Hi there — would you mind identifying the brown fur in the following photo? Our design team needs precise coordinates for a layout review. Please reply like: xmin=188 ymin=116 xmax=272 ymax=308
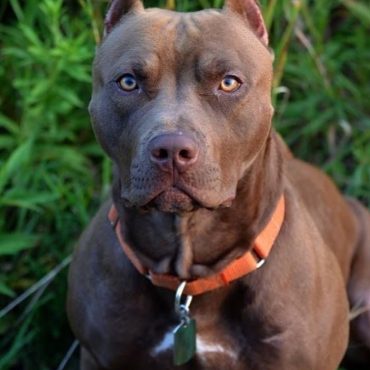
xmin=67 ymin=1 xmax=370 ymax=369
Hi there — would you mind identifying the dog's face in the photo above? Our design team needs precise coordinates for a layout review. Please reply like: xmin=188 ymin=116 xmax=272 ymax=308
xmin=89 ymin=0 xmax=273 ymax=213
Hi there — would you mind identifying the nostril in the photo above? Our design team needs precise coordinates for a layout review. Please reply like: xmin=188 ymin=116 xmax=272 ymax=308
xmin=152 ymin=148 xmax=169 ymax=160
xmin=158 ymin=148 xmax=168 ymax=160
xmin=179 ymin=149 xmax=192 ymax=159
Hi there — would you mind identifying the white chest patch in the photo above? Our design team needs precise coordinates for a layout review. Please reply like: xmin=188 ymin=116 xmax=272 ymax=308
xmin=196 ymin=335 xmax=238 ymax=364
xmin=150 ymin=329 xmax=174 ymax=357
xmin=150 ymin=329 xmax=238 ymax=364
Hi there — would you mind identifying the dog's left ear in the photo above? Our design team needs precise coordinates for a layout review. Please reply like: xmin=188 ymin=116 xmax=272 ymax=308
xmin=224 ymin=0 xmax=268 ymax=46
xmin=104 ymin=0 xmax=144 ymax=35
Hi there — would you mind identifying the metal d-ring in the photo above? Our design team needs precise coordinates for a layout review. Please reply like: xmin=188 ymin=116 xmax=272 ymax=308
xmin=175 ymin=281 xmax=193 ymax=319
xmin=256 ymin=259 xmax=266 ymax=268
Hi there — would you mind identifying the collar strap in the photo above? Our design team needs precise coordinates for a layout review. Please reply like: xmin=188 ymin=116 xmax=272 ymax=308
xmin=108 ymin=195 xmax=285 ymax=296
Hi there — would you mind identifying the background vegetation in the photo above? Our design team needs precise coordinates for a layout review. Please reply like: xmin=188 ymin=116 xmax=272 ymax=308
xmin=0 ymin=0 xmax=369 ymax=369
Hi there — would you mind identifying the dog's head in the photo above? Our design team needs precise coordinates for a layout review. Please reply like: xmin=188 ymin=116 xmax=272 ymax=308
xmin=89 ymin=0 xmax=274 ymax=213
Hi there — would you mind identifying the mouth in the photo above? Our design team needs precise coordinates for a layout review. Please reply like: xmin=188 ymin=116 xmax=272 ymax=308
xmin=149 ymin=187 xmax=197 ymax=213
xmin=120 ymin=167 xmax=236 ymax=213
xmin=126 ymin=184 xmax=235 ymax=213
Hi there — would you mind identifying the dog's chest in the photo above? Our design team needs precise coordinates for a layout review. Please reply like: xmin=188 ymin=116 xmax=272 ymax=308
xmin=148 ymin=313 xmax=241 ymax=369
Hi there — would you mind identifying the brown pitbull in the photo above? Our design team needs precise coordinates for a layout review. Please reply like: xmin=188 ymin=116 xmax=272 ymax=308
xmin=67 ymin=0 xmax=370 ymax=369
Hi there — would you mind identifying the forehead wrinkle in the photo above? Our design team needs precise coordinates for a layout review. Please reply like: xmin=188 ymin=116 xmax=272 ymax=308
xmin=197 ymin=58 xmax=237 ymax=81
xmin=138 ymin=11 xmax=179 ymax=76
xmin=205 ymin=59 xmax=235 ymax=71
xmin=131 ymin=56 xmax=159 ymax=78
xmin=171 ymin=11 xmax=228 ymax=103
xmin=173 ymin=9 xmax=223 ymax=53
xmin=104 ymin=51 xmax=160 ymax=81
xmin=172 ymin=15 xmax=201 ymax=103
xmin=174 ymin=15 xmax=201 ymax=55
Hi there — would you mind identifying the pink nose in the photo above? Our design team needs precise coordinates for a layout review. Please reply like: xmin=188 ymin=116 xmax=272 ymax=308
xmin=149 ymin=133 xmax=199 ymax=173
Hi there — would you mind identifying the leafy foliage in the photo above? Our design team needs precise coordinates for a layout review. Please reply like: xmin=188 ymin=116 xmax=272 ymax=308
xmin=0 ymin=0 xmax=368 ymax=369
xmin=0 ymin=0 xmax=109 ymax=368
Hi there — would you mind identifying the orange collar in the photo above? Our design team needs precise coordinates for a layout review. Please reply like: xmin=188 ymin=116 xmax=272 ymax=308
xmin=108 ymin=195 xmax=285 ymax=296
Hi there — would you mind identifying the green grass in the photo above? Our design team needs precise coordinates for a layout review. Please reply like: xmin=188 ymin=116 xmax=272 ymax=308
xmin=0 ymin=0 xmax=369 ymax=369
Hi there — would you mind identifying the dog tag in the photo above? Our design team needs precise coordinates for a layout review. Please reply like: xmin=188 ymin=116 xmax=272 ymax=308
xmin=173 ymin=318 xmax=196 ymax=366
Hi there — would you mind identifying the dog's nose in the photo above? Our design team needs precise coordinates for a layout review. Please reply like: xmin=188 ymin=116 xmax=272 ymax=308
xmin=149 ymin=133 xmax=199 ymax=173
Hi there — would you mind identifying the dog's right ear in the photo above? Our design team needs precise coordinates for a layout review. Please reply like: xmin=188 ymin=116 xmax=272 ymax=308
xmin=104 ymin=0 xmax=144 ymax=35
xmin=224 ymin=0 xmax=268 ymax=46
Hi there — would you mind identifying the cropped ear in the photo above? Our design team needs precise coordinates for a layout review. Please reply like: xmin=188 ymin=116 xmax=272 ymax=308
xmin=224 ymin=0 xmax=268 ymax=46
xmin=104 ymin=0 xmax=144 ymax=35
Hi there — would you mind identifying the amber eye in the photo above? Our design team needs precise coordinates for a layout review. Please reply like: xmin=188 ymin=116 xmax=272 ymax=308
xmin=219 ymin=76 xmax=241 ymax=93
xmin=117 ymin=74 xmax=138 ymax=92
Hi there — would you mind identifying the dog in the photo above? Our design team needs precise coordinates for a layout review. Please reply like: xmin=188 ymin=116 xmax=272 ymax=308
xmin=67 ymin=0 xmax=370 ymax=369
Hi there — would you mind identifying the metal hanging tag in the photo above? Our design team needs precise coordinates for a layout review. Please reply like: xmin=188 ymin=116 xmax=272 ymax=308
xmin=173 ymin=281 xmax=196 ymax=366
